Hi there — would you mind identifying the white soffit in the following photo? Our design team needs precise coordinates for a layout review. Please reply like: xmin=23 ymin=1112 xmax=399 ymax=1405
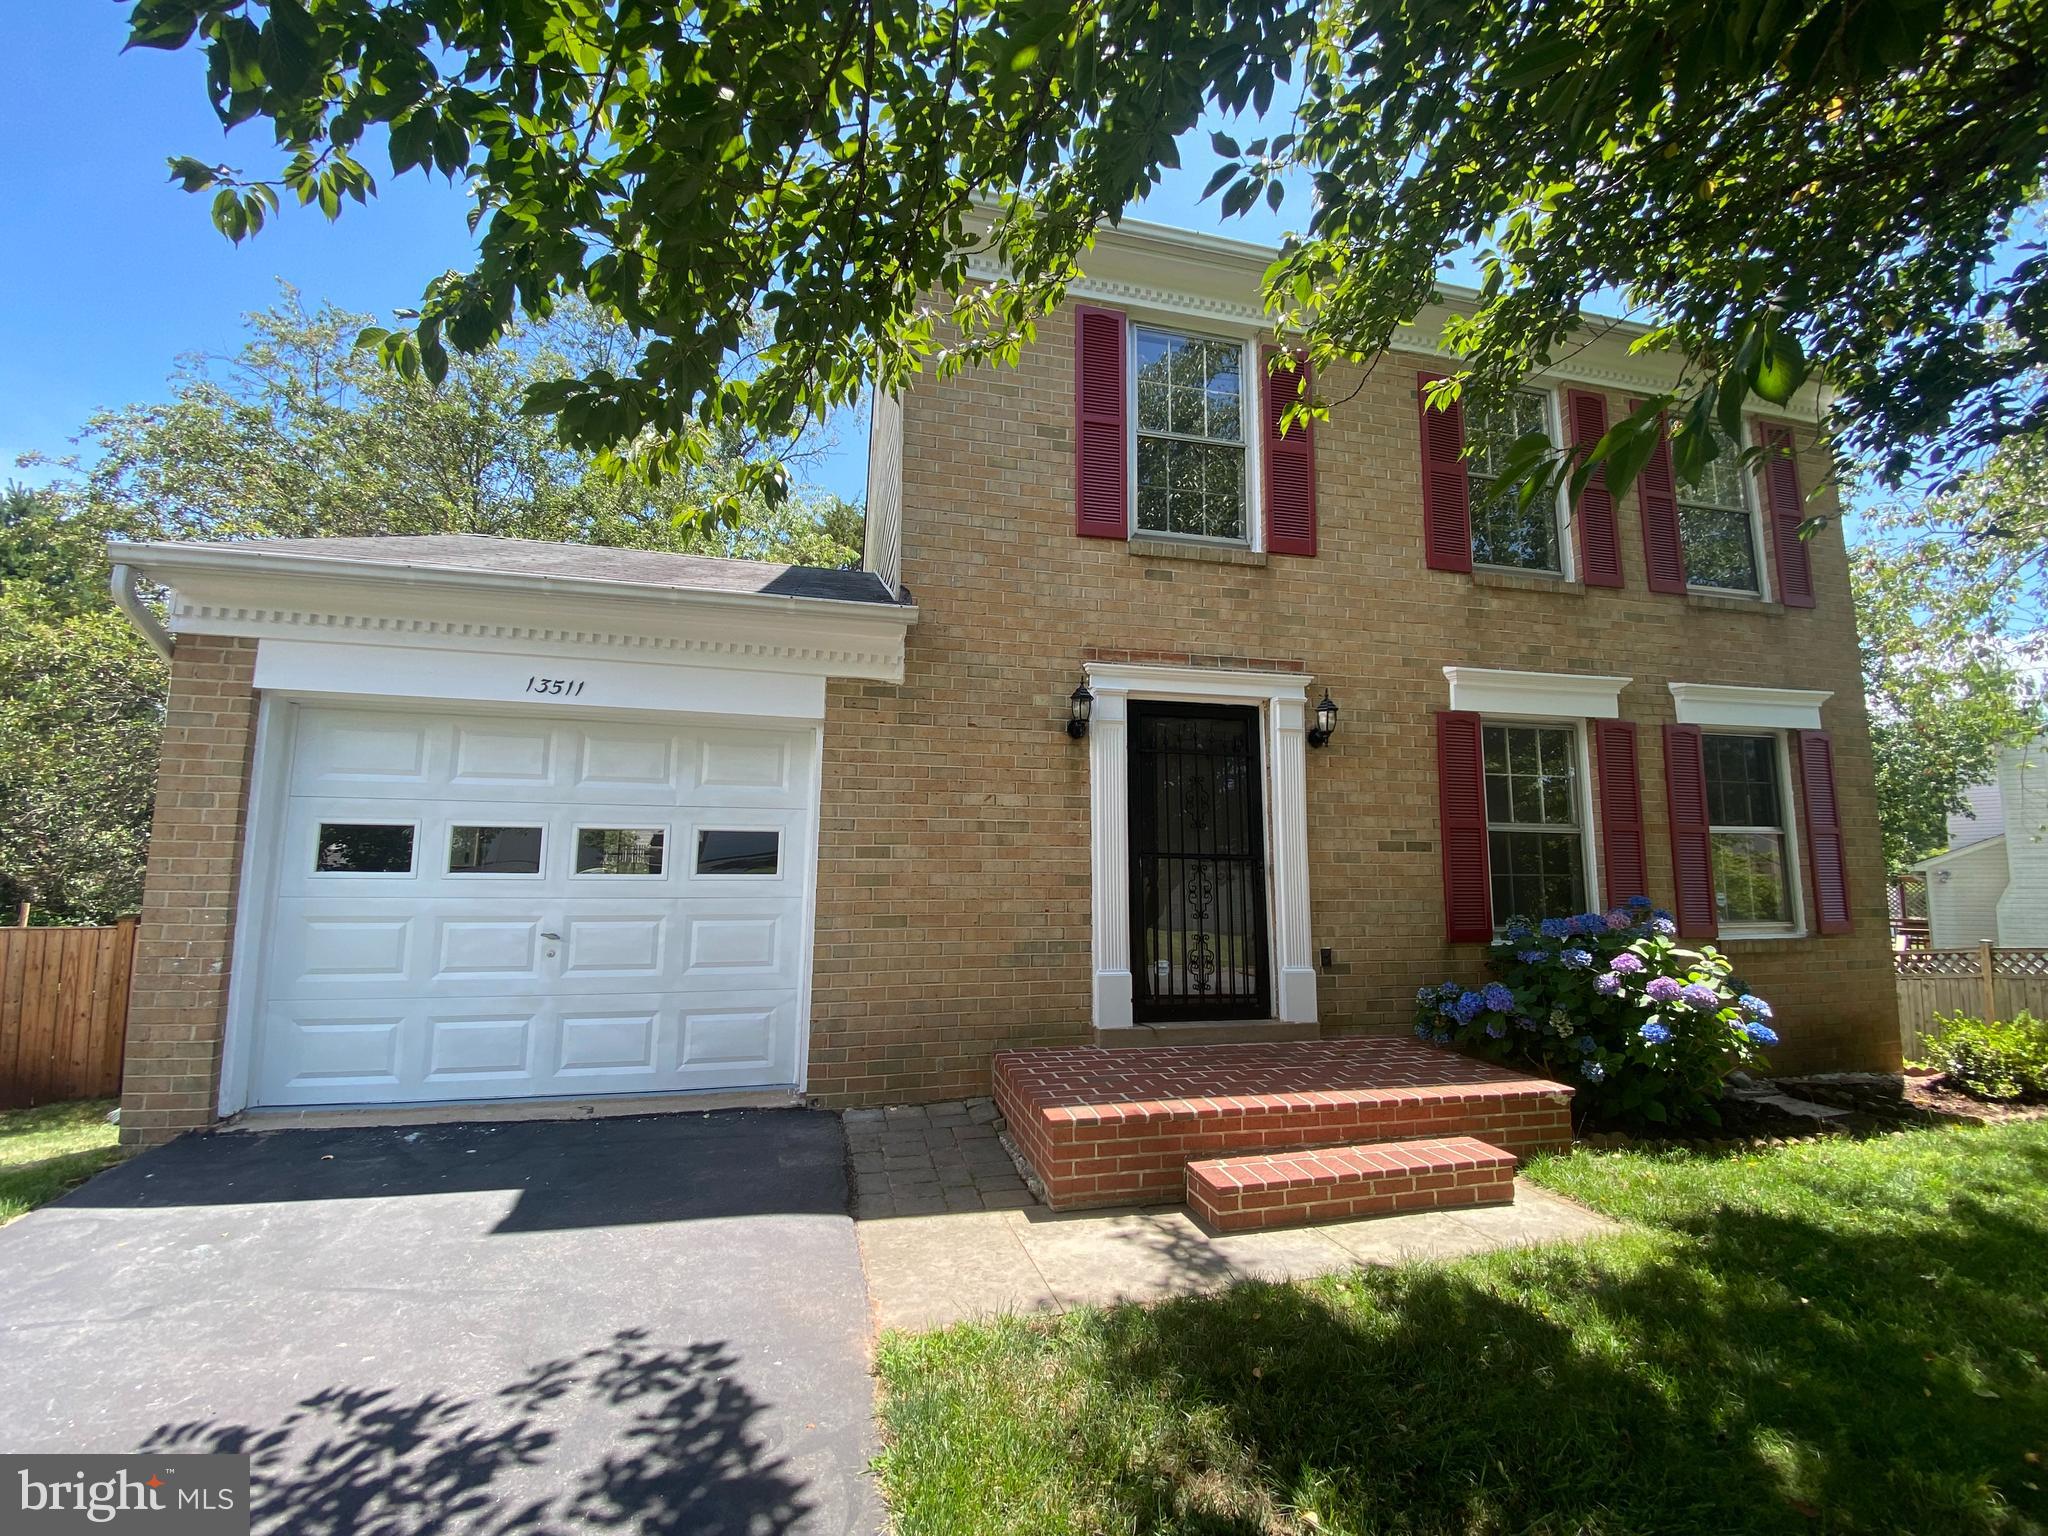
xmin=1443 ymin=667 xmax=1630 ymax=720
xmin=1669 ymin=683 xmax=1832 ymax=731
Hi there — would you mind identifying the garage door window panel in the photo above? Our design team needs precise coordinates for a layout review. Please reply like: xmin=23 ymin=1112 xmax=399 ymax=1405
xmin=696 ymin=829 xmax=781 ymax=877
xmin=575 ymin=827 xmax=668 ymax=877
xmin=448 ymin=825 xmax=545 ymax=876
xmin=313 ymin=822 xmax=417 ymax=876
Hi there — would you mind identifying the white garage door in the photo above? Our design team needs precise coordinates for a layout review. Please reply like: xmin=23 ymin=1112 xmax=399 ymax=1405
xmin=250 ymin=705 xmax=816 ymax=1108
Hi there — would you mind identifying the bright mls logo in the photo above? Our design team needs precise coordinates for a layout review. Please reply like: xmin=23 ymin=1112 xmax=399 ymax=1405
xmin=2 ymin=1456 xmax=248 ymax=1535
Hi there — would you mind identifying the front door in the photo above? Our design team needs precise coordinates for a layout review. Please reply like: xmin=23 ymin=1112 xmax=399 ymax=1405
xmin=1127 ymin=702 xmax=1271 ymax=1022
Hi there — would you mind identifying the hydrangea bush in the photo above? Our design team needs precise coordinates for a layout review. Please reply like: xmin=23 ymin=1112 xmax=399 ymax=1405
xmin=1413 ymin=897 xmax=1777 ymax=1127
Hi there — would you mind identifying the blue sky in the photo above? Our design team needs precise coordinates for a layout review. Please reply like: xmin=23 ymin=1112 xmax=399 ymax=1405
xmin=1 ymin=7 xmax=1317 ymax=506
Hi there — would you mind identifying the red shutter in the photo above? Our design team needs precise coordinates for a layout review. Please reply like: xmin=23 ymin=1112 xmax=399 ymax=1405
xmin=1567 ymin=389 xmax=1623 ymax=587
xmin=1799 ymin=730 xmax=1852 ymax=932
xmin=1662 ymin=724 xmax=1718 ymax=938
xmin=1759 ymin=422 xmax=1816 ymax=607
xmin=1593 ymin=718 xmax=1648 ymax=905
xmin=1417 ymin=372 xmax=1472 ymax=572
xmin=1633 ymin=400 xmax=1687 ymax=594
xmin=1262 ymin=347 xmax=1317 ymax=556
xmin=1074 ymin=306 xmax=1128 ymax=539
xmin=1435 ymin=710 xmax=1493 ymax=942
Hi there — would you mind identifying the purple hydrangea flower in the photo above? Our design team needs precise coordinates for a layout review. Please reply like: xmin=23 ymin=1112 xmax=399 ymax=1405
xmin=1744 ymin=1021 xmax=1780 ymax=1047
xmin=1609 ymin=952 xmax=1645 ymax=975
xmin=1515 ymin=1015 xmax=1538 ymax=1032
xmin=1645 ymin=976 xmax=1683 ymax=1004
xmin=1605 ymin=910 xmax=1633 ymax=930
xmin=1740 ymin=994 xmax=1774 ymax=1020
xmin=1594 ymin=973 xmax=1623 ymax=997
xmin=1451 ymin=990 xmax=1487 ymax=1025
xmin=1561 ymin=948 xmax=1594 ymax=970
xmin=1485 ymin=1018 xmax=1508 ymax=1039
xmin=1651 ymin=917 xmax=1678 ymax=936
xmin=1639 ymin=1021 xmax=1672 ymax=1045
xmin=1481 ymin=982 xmax=1516 ymax=1013
xmin=1680 ymin=982 xmax=1722 ymax=1010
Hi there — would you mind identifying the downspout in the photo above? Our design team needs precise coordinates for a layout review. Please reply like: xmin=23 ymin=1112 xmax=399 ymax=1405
xmin=109 ymin=563 xmax=174 ymax=661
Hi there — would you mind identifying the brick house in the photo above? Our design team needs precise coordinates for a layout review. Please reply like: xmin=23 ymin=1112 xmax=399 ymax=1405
xmin=107 ymin=217 xmax=1899 ymax=1151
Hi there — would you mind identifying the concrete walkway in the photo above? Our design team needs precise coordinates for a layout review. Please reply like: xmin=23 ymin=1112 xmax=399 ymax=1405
xmin=858 ymin=1175 xmax=1620 ymax=1333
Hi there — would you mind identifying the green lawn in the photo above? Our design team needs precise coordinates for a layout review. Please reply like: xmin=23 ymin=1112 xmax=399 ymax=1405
xmin=875 ymin=1122 xmax=2048 ymax=1536
xmin=0 ymin=1098 xmax=125 ymax=1226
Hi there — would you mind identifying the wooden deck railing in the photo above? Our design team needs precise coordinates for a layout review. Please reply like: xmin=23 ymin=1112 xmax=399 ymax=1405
xmin=1895 ymin=943 xmax=2048 ymax=1059
xmin=0 ymin=918 xmax=138 ymax=1109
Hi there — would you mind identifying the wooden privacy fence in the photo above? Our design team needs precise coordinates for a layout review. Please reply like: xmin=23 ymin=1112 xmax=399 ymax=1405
xmin=1895 ymin=943 xmax=2048 ymax=1059
xmin=0 ymin=918 xmax=138 ymax=1109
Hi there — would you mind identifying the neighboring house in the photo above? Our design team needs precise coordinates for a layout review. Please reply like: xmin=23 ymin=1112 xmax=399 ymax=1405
xmin=106 ymin=217 xmax=1900 ymax=1147
xmin=1913 ymin=739 xmax=2048 ymax=947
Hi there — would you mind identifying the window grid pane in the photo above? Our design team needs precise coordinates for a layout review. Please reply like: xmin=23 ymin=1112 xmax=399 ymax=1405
xmin=1678 ymin=435 xmax=1759 ymax=591
xmin=1134 ymin=327 xmax=1246 ymax=541
xmin=1702 ymin=733 xmax=1792 ymax=924
xmin=1481 ymin=722 xmax=1586 ymax=924
xmin=1469 ymin=390 xmax=1559 ymax=572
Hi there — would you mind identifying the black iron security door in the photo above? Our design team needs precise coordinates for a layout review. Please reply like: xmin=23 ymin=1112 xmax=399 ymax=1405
xmin=1128 ymin=702 xmax=1271 ymax=1021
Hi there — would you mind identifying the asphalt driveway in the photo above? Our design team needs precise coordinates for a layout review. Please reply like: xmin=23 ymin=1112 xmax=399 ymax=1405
xmin=0 ymin=1108 xmax=880 ymax=1535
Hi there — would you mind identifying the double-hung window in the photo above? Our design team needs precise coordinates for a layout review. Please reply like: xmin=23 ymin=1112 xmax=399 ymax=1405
xmin=1678 ymin=439 xmax=1762 ymax=594
xmin=1133 ymin=326 xmax=1248 ymax=543
xmin=1702 ymin=733 xmax=1794 ymax=927
xmin=1482 ymin=721 xmax=1589 ymax=924
xmin=1468 ymin=390 xmax=1561 ymax=574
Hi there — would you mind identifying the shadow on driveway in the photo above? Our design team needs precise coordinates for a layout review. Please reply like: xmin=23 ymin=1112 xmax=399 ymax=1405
xmin=0 ymin=1109 xmax=877 ymax=1536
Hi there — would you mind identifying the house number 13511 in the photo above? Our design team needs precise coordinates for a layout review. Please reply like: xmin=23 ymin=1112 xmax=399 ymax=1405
xmin=525 ymin=676 xmax=586 ymax=697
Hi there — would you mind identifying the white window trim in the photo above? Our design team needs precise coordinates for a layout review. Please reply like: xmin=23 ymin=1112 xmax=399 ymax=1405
xmin=1702 ymin=727 xmax=1807 ymax=940
xmin=1679 ymin=450 xmax=1773 ymax=601
xmin=307 ymin=818 xmax=421 ymax=880
xmin=1478 ymin=715 xmax=1603 ymax=927
xmin=1081 ymin=662 xmax=1315 ymax=1029
xmin=1668 ymin=682 xmax=1830 ymax=731
xmin=1444 ymin=666 xmax=1631 ymax=720
xmin=1125 ymin=317 xmax=1264 ymax=552
xmin=569 ymin=823 xmax=670 ymax=879
xmin=1469 ymin=385 xmax=1578 ymax=584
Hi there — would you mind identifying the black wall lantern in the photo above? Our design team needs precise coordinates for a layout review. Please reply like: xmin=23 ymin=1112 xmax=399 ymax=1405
xmin=1308 ymin=690 xmax=1338 ymax=748
xmin=1066 ymin=682 xmax=1094 ymax=739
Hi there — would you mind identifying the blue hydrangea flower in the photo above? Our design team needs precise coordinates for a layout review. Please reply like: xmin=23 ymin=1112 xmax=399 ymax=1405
xmin=1645 ymin=976 xmax=1683 ymax=1004
xmin=1502 ymin=918 xmax=1534 ymax=942
xmin=1680 ymin=981 xmax=1722 ymax=1010
xmin=1743 ymin=1021 xmax=1780 ymax=1047
xmin=1651 ymin=917 xmax=1678 ymax=936
xmin=1451 ymin=990 xmax=1487 ymax=1025
xmin=1481 ymin=982 xmax=1516 ymax=1013
xmin=1581 ymin=1060 xmax=1607 ymax=1083
xmin=1485 ymin=1018 xmax=1507 ymax=1039
xmin=1608 ymin=951 xmax=1645 ymax=975
xmin=1433 ymin=1029 xmax=1453 ymax=1045
xmin=1594 ymin=972 xmax=1623 ymax=997
xmin=1639 ymin=1021 xmax=1672 ymax=1045
xmin=1627 ymin=894 xmax=1654 ymax=909
xmin=1653 ymin=908 xmax=1675 ymax=922
xmin=1739 ymin=994 xmax=1774 ymax=1020
xmin=1539 ymin=917 xmax=1572 ymax=940
xmin=1438 ymin=981 xmax=1462 ymax=1000
xmin=1416 ymin=986 xmax=1436 ymax=1006
xmin=1561 ymin=948 xmax=1594 ymax=970
xmin=1517 ymin=949 xmax=1547 ymax=966
xmin=1414 ymin=1021 xmax=1432 ymax=1039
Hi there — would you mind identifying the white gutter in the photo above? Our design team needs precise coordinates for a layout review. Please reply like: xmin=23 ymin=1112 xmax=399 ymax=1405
xmin=105 ymin=540 xmax=920 ymax=625
xmin=109 ymin=563 xmax=174 ymax=660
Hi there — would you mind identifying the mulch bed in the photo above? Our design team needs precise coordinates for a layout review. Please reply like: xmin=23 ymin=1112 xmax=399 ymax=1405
xmin=1576 ymin=1070 xmax=2048 ymax=1153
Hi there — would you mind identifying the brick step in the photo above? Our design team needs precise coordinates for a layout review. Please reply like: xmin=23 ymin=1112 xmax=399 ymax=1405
xmin=1186 ymin=1135 xmax=1517 ymax=1233
xmin=994 ymin=1040 xmax=1572 ymax=1211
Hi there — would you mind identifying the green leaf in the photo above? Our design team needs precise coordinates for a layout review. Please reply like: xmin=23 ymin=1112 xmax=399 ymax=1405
xmin=1211 ymin=131 xmax=1240 ymax=158
xmin=1752 ymin=319 xmax=1809 ymax=406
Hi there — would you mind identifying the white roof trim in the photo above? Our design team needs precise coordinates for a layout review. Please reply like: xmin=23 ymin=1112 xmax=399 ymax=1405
xmin=1443 ymin=667 xmax=1630 ymax=720
xmin=1910 ymin=835 xmax=2008 ymax=873
xmin=1669 ymin=682 xmax=1831 ymax=731
xmin=110 ymin=540 xmax=918 ymax=684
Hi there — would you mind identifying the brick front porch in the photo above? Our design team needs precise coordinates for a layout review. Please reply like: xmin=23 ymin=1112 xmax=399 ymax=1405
xmin=992 ymin=1039 xmax=1575 ymax=1214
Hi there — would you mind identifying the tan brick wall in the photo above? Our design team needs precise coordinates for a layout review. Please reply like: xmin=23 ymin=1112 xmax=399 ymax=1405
xmin=119 ymin=636 xmax=259 ymax=1146
xmin=809 ymin=306 xmax=1900 ymax=1104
